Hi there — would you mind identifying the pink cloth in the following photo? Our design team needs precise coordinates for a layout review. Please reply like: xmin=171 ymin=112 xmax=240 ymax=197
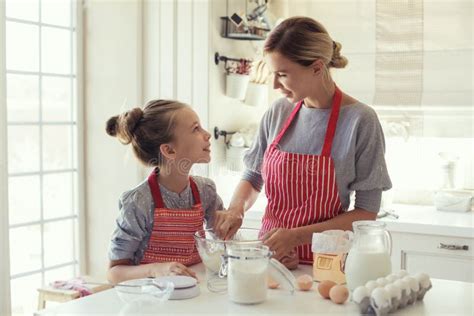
xmin=52 ymin=277 xmax=93 ymax=297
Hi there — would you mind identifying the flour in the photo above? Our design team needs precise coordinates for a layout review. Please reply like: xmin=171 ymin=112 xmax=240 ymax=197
xmin=227 ymin=255 xmax=268 ymax=304
xmin=200 ymin=250 xmax=224 ymax=273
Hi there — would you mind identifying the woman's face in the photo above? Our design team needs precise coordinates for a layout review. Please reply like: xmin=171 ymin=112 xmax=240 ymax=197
xmin=169 ymin=107 xmax=211 ymax=166
xmin=266 ymin=52 xmax=318 ymax=103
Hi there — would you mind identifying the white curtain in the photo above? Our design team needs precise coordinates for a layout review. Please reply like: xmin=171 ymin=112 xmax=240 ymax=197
xmin=374 ymin=0 xmax=424 ymax=106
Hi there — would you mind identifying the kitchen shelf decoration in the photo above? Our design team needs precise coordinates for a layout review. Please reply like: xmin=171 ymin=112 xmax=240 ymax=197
xmin=215 ymin=52 xmax=253 ymax=100
xmin=214 ymin=126 xmax=256 ymax=172
xmin=220 ymin=0 xmax=271 ymax=40
xmin=245 ymin=59 xmax=270 ymax=107
xmin=220 ymin=17 xmax=270 ymax=40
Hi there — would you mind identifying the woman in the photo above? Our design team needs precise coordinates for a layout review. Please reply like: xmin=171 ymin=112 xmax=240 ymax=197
xmin=213 ymin=17 xmax=392 ymax=269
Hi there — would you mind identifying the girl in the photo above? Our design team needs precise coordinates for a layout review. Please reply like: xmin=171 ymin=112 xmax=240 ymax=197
xmin=106 ymin=99 xmax=223 ymax=284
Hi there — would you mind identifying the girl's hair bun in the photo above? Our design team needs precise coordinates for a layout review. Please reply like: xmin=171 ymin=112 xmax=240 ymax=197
xmin=105 ymin=115 xmax=119 ymax=137
xmin=105 ymin=107 xmax=144 ymax=144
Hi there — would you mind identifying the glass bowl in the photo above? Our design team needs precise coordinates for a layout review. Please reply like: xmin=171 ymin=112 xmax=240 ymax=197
xmin=194 ymin=227 xmax=262 ymax=273
xmin=115 ymin=278 xmax=174 ymax=304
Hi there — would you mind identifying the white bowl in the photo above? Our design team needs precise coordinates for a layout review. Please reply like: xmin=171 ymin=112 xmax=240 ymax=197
xmin=115 ymin=278 xmax=174 ymax=304
xmin=434 ymin=190 xmax=473 ymax=212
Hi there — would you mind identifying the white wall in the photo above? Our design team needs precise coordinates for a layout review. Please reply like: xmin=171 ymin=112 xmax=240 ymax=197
xmin=0 ymin=1 xmax=12 ymax=314
xmin=83 ymin=0 xmax=143 ymax=278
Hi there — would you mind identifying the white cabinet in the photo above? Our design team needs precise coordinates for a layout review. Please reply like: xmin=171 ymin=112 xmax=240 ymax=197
xmin=390 ymin=231 xmax=474 ymax=282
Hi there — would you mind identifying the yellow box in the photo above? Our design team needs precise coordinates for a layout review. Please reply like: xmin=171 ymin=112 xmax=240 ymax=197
xmin=313 ymin=253 xmax=347 ymax=285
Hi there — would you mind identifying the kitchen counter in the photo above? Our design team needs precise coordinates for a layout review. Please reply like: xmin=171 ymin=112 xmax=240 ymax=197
xmin=244 ymin=202 xmax=474 ymax=238
xmin=379 ymin=204 xmax=474 ymax=238
xmin=35 ymin=264 xmax=473 ymax=316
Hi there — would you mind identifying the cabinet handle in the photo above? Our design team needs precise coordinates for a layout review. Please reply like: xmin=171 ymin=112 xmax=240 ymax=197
xmin=438 ymin=243 xmax=469 ymax=251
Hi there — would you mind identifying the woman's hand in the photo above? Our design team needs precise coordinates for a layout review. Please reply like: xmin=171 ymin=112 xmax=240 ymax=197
xmin=149 ymin=262 xmax=197 ymax=279
xmin=213 ymin=209 xmax=243 ymax=240
xmin=262 ymin=228 xmax=299 ymax=260
xmin=280 ymin=250 xmax=299 ymax=270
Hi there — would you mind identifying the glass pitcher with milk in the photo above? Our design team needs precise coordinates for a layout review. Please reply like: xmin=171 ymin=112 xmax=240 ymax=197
xmin=344 ymin=221 xmax=392 ymax=291
xmin=220 ymin=244 xmax=295 ymax=304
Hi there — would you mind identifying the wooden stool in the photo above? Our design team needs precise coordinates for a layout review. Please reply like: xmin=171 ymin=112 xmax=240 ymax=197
xmin=37 ymin=277 xmax=112 ymax=310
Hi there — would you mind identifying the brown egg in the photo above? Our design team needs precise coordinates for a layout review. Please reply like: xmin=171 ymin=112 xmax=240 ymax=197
xmin=296 ymin=274 xmax=313 ymax=291
xmin=317 ymin=280 xmax=337 ymax=299
xmin=268 ymin=275 xmax=280 ymax=289
xmin=329 ymin=285 xmax=349 ymax=304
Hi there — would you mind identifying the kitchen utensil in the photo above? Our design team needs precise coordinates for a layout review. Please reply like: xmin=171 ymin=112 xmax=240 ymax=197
xmin=114 ymin=278 xmax=174 ymax=304
xmin=194 ymin=227 xmax=262 ymax=292
xmin=154 ymin=275 xmax=200 ymax=300
xmin=220 ymin=244 xmax=296 ymax=304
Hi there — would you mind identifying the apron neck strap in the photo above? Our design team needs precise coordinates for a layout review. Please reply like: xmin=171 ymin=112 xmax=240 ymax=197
xmin=147 ymin=168 xmax=201 ymax=208
xmin=321 ymin=86 xmax=342 ymax=157
xmin=272 ymin=100 xmax=303 ymax=145
xmin=189 ymin=178 xmax=201 ymax=205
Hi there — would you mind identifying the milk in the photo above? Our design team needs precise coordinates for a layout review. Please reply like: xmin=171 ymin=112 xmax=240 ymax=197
xmin=344 ymin=251 xmax=392 ymax=291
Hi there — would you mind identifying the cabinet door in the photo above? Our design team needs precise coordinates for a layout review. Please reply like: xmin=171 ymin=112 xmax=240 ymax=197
xmin=390 ymin=232 xmax=474 ymax=282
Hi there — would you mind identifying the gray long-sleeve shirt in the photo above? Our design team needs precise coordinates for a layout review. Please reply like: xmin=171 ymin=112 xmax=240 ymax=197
xmin=108 ymin=176 xmax=223 ymax=264
xmin=243 ymin=97 xmax=392 ymax=213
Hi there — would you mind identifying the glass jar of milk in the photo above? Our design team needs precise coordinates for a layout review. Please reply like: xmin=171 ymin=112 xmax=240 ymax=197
xmin=344 ymin=221 xmax=392 ymax=291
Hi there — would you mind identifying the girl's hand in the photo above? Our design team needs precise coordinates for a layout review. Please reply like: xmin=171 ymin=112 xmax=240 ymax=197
xmin=213 ymin=209 xmax=243 ymax=240
xmin=149 ymin=262 xmax=197 ymax=279
xmin=262 ymin=228 xmax=299 ymax=260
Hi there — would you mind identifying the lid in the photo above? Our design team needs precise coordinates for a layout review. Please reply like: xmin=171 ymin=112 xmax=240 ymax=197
xmin=155 ymin=275 xmax=197 ymax=289
xmin=268 ymin=258 xmax=296 ymax=294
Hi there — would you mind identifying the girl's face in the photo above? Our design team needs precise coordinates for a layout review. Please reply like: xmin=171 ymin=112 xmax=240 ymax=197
xmin=169 ymin=107 xmax=211 ymax=165
xmin=266 ymin=52 xmax=319 ymax=103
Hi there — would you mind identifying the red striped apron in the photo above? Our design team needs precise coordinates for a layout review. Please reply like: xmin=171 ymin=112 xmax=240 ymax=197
xmin=261 ymin=87 xmax=344 ymax=264
xmin=140 ymin=169 xmax=204 ymax=266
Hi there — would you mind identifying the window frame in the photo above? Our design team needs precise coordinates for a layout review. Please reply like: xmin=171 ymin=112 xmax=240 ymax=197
xmin=0 ymin=1 xmax=85 ymax=314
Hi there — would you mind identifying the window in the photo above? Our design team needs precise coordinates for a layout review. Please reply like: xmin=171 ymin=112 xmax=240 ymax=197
xmin=2 ymin=1 xmax=82 ymax=314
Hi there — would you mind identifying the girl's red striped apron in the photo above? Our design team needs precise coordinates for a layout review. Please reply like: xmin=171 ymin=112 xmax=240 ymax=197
xmin=261 ymin=86 xmax=344 ymax=264
xmin=140 ymin=169 xmax=204 ymax=266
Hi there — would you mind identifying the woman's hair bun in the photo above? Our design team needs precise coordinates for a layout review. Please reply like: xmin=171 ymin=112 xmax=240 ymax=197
xmin=330 ymin=41 xmax=348 ymax=69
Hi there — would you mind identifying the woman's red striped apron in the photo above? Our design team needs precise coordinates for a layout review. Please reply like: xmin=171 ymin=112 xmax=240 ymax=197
xmin=140 ymin=169 xmax=204 ymax=266
xmin=261 ymin=87 xmax=344 ymax=264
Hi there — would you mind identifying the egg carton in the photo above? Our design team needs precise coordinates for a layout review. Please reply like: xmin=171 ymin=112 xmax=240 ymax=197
xmin=351 ymin=270 xmax=432 ymax=315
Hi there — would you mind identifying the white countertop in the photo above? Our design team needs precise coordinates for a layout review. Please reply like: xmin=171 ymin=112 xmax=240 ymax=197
xmin=244 ymin=202 xmax=474 ymax=238
xmin=36 ymin=264 xmax=474 ymax=316
xmin=380 ymin=204 xmax=474 ymax=238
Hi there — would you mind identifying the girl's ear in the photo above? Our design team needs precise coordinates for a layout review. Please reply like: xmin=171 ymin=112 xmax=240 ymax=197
xmin=310 ymin=59 xmax=324 ymax=76
xmin=159 ymin=143 xmax=176 ymax=160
